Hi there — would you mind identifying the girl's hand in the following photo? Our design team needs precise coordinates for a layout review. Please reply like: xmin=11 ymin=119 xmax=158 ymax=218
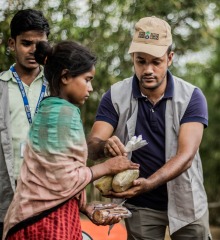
xmin=104 ymin=156 xmax=139 ymax=175
xmin=80 ymin=203 xmax=121 ymax=226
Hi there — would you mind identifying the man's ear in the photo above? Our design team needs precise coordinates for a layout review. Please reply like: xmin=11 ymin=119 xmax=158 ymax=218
xmin=61 ymin=69 xmax=70 ymax=85
xmin=167 ymin=51 xmax=174 ymax=67
xmin=8 ymin=38 xmax=15 ymax=51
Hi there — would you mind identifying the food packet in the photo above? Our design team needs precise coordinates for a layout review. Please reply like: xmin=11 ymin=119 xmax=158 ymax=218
xmin=92 ymin=202 xmax=132 ymax=224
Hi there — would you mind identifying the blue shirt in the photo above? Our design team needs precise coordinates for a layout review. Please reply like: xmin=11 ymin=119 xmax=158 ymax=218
xmin=96 ymin=71 xmax=208 ymax=210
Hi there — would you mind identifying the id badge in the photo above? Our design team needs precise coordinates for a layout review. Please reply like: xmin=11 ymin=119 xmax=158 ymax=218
xmin=20 ymin=142 xmax=25 ymax=158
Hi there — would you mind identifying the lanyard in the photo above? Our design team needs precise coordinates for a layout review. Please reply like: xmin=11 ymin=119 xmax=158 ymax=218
xmin=10 ymin=65 xmax=47 ymax=124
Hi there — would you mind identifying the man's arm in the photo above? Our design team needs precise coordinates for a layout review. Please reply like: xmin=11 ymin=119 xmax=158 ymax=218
xmin=145 ymin=121 xmax=204 ymax=188
xmin=107 ymin=121 xmax=204 ymax=198
xmin=87 ymin=121 xmax=126 ymax=160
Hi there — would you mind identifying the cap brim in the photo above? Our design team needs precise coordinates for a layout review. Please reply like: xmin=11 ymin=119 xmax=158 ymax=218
xmin=128 ymin=42 xmax=169 ymax=58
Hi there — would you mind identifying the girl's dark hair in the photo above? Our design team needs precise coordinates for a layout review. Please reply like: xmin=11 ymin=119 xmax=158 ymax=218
xmin=10 ymin=9 xmax=50 ymax=39
xmin=34 ymin=41 xmax=97 ymax=96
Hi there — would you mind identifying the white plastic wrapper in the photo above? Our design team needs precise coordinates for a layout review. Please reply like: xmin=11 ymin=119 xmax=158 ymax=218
xmin=125 ymin=135 xmax=148 ymax=152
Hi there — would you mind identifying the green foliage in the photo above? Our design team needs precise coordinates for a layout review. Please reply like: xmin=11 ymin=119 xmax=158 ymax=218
xmin=1 ymin=0 xmax=220 ymax=225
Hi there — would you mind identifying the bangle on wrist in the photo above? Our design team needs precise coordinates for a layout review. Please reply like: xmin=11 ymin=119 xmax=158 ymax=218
xmin=89 ymin=167 xmax=93 ymax=181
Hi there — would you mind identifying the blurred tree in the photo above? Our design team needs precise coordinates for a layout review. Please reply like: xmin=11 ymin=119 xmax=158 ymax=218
xmin=0 ymin=0 xmax=214 ymax=131
xmin=1 ymin=0 xmax=220 ymax=225
xmin=179 ymin=14 xmax=220 ymax=224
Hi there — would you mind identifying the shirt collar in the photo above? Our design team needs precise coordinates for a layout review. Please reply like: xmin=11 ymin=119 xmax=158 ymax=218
xmin=132 ymin=70 xmax=174 ymax=99
xmin=0 ymin=64 xmax=44 ymax=83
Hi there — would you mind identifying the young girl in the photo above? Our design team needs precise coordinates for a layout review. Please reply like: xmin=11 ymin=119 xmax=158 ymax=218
xmin=3 ymin=41 xmax=139 ymax=240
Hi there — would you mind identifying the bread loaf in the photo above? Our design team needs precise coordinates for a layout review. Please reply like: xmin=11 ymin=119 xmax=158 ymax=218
xmin=93 ymin=175 xmax=113 ymax=195
xmin=112 ymin=169 xmax=139 ymax=193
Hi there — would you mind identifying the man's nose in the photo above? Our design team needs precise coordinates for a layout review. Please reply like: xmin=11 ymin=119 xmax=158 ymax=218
xmin=30 ymin=44 xmax=36 ymax=54
xmin=143 ymin=63 xmax=153 ymax=74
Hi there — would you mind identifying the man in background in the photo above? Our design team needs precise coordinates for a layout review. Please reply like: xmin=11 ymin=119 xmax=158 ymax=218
xmin=0 ymin=9 xmax=50 ymax=239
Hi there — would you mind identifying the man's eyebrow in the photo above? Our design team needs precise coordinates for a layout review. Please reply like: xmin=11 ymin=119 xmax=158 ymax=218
xmin=20 ymin=39 xmax=34 ymax=44
xmin=136 ymin=55 xmax=161 ymax=61
xmin=136 ymin=56 xmax=144 ymax=59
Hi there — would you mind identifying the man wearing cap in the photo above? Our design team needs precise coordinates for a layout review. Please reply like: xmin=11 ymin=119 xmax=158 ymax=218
xmin=88 ymin=16 xmax=211 ymax=239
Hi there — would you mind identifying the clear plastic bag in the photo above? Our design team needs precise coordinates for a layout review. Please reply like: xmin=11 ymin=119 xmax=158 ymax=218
xmin=125 ymin=135 xmax=148 ymax=152
xmin=92 ymin=202 xmax=132 ymax=224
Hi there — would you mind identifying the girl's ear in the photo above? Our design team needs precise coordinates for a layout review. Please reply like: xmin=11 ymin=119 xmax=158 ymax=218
xmin=61 ymin=69 xmax=70 ymax=85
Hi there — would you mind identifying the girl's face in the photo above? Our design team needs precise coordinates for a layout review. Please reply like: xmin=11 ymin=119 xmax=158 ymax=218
xmin=60 ymin=66 xmax=95 ymax=106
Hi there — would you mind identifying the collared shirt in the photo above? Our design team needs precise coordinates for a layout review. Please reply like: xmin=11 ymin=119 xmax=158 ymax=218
xmin=0 ymin=66 xmax=46 ymax=178
xmin=95 ymin=71 xmax=208 ymax=210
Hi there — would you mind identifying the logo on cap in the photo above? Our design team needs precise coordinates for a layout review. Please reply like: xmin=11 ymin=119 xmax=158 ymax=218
xmin=138 ymin=31 xmax=159 ymax=40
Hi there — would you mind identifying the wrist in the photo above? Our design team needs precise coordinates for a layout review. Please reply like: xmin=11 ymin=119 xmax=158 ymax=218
xmin=80 ymin=204 xmax=95 ymax=220
xmin=90 ymin=163 xmax=110 ymax=181
xmin=89 ymin=167 xmax=94 ymax=182
xmin=102 ymin=141 xmax=109 ymax=158
xmin=88 ymin=138 xmax=107 ymax=160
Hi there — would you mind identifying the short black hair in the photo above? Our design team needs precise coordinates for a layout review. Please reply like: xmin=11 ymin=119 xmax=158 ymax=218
xmin=10 ymin=9 xmax=50 ymax=39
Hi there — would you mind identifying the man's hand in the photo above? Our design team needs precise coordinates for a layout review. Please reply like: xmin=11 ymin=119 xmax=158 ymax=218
xmin=104 ymin=136 xmax=127 ymax=157
xmin=104 ymin=178 xmax=148 ymax=198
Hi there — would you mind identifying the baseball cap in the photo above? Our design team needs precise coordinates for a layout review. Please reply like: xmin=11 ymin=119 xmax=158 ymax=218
xmin=128 ymin=16 xmax=172 ymax=57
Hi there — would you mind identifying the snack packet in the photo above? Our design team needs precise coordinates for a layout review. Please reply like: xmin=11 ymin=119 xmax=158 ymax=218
xmin=92 ymin=202 xmax=131 ymax=224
